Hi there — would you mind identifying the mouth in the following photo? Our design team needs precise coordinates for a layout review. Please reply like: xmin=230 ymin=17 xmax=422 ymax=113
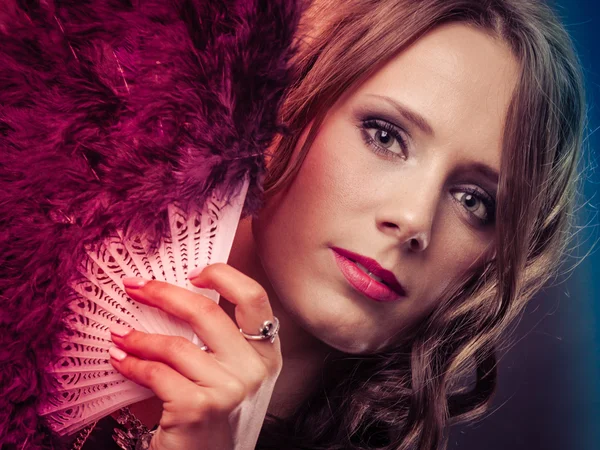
xmin=350 ymin=259 xmax=393 ymax=286
xmin=331 ymin=247 xmax=407 ymax=302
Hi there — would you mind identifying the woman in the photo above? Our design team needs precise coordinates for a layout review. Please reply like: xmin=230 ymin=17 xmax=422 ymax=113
xmin=70 ymin=0 xmax=585 ymax=449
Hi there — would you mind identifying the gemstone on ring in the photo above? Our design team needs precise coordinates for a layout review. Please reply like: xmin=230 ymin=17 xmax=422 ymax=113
xmin=259 ymin=321 xmax=274 ymax=337
xmin=239 ymin=316 xmax=280 ymax=343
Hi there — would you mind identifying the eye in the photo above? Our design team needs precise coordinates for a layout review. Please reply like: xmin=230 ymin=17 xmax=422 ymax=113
xmin=360 ymin=119 xmax=409 ymax=160
xmin=451 ymin=188 xmax=496 ymax=226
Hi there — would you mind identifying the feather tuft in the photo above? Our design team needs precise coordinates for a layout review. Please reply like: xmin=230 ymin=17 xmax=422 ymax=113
xmin=0 ymin=0 xmax=303 ymax=446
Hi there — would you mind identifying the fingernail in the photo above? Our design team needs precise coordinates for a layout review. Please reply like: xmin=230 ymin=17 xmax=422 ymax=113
xmin=122 ymin=277 xmax=149 ymax=289
xmin=109 ymin=346 xmax=128 ymax=361
xmin=187 ymin=266 xmax=204 ymax=280
xmin=110 ymin=323 xmax=133 ymax=337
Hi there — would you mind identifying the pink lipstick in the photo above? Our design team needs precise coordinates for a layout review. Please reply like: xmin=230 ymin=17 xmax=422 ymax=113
xmin=331 ymin=247 xmax=407 ymax=302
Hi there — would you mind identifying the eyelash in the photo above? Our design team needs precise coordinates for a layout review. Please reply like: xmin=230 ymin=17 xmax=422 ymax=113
xmin=359 ymin=118 xmax=496 ymax=227
xmin=452 ymin=187 xmax=496 ymax=226
xmin=360 ymin=119 xmax=408 ymax=160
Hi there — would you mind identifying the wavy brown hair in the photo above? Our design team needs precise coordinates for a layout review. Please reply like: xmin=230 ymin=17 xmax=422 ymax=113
xmin=255 ymin=0 xmax=586 ymax=449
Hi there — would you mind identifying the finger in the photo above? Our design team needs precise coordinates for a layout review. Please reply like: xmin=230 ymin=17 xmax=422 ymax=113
xmin=108 ymin=347 xmax=247 ymax=422
xmin=121 ymin=277 xmax=251 ymax=358
xmin=108 ymin=345 xmax=207 ymax=411
xmin=188 ymin=263 xmax=280 ymax=360
xmin=109 ymin=327 xmax=223 ymax=386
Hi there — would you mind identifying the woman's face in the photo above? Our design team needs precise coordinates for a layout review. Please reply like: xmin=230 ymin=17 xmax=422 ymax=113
xmin=253 ymin=23 xmax=519 ymax=354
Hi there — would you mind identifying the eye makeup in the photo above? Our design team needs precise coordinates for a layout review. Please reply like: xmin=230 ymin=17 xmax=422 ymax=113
xmin=360 ymin=118 xmax=409 ymax=160
xmin=353 ymin=104 xmax=497 ymax=228
xmin=450 ymin=187 xmax=496 ymax=226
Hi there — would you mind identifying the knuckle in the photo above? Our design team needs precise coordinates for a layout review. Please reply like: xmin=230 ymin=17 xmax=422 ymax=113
xmin=247 ymin=285 xmax=269 ymax=306
xmin=252 ymin=361 xmax=269 ymax=382
xmin=190 ymin=392 xmax=228 ymax=422
xmin=223 ymin=378 xmax=246 ymax=405
xmin=197 ymin=298 xmax=221 ymax=316
xmin=245 ymin=364 xmax=269 ymax=394
xmin=167 ymin=336 xmax=191 ymax=354
xmin=188 ymin=408 xmax=210 ymax=424
xmin=144 ymin=362 xmax=163 ymax=383
xmin=180 ymin=308 xmax=197 ymax=325
xmin=187 ymin=391 xmax=214 ymax=422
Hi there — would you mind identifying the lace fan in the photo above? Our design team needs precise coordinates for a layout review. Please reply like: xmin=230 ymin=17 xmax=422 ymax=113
xmin=38 ymin=176 xmax=249 ymax=436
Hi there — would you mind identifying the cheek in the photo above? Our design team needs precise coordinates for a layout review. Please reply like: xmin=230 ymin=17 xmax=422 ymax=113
xmin=296 ymin=122 xmax=380 ymax=219
xmin=253 ymin=128 xmax=350 ymax=291
xmin=302 ymin=133 xmax=358 ymax=202
xmin=261 ymin=130 xmax=368 ymax=248
xmin=426 ymin=218 xmax=493 ymax=301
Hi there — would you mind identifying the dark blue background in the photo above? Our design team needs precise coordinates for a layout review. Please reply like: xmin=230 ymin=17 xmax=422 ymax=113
xmin=449 ymin=2 xmax=600 ymax=449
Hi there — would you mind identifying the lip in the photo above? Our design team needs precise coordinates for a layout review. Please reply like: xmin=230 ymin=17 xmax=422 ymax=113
xmin=331 ymin=247 xmax=407 ymax=302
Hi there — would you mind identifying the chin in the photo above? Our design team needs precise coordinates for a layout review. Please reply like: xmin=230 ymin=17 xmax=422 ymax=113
xmin=327 ymin=338 xmax=382 ymax=355
xmin=323 ymin=333 xmax=395 ymax=355
xmin=300 ymin=311 xmax=393 ymax=355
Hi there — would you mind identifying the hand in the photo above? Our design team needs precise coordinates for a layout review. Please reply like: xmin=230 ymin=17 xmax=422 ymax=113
xmin=107 ymin=263 xmax=283 ymax=450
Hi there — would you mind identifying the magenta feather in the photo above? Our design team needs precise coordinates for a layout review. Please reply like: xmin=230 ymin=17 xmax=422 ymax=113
xmin=0 ymin=0 xmax=303 ymax=447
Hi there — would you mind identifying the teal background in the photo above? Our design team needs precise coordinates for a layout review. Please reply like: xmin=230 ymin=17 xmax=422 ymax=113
xmin=449 ymin=2 xmax=599 ymax=449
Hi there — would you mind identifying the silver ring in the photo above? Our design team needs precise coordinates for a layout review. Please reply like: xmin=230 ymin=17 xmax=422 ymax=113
xmin=239 ymin=316 xmax=280 ymax=344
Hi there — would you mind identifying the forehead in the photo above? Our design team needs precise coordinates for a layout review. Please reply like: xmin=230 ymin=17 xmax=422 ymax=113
xmin=345 ymin=22 xmax=519 ymax=170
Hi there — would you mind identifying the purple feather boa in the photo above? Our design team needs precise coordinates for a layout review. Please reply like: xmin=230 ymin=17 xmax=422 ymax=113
xmin=0 ymin=0 xmax=302 ymax=447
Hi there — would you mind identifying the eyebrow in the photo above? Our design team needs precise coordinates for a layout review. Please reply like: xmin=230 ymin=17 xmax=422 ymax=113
xmin=470 ymin=162 xmax=499 ymax=188
xmin=366 ymin=94 xmax=435 ymax=137
xmin=366 ymin=93 xmax=500 ymax=187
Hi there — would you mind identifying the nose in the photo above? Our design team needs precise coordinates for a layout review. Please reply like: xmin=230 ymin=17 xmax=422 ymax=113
xmin=378 ymin=219 xmax=430 ymax=252
xmin=376 ymin=181 xmax=438 ymax=253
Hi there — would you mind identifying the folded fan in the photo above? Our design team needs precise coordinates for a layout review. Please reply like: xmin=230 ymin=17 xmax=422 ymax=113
xmin=39 ymin=177 xmax=249 ymax=435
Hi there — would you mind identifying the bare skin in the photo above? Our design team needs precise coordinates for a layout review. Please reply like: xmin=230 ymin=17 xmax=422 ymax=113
xmin=115 ymin=22 xmax=519 ymax=432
